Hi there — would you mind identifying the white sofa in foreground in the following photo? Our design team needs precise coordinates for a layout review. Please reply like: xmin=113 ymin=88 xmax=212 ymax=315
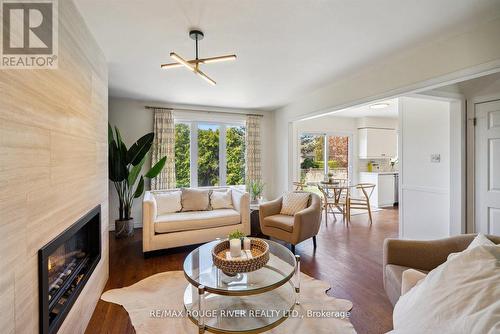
xmin=142 ymin=187 xmax=250 ymax=253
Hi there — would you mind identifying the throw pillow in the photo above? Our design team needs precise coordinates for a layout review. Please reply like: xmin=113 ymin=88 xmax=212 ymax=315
xmin=181 ymin=188 xmax=210 ymax=211
xmin=393 ymin=245 xmax=500 ymax=333
xmin=154 ymin=191 xmax=182 ymax=215
xmin=448 ymin=233 xmax=496 ymax=261
xmin=466 ymin=233 xmax=495 ymax=250
xmin=280 ymin=192 xmax=310 ymax=216
xmin=210 ymin=189 xmax=233 ymax=209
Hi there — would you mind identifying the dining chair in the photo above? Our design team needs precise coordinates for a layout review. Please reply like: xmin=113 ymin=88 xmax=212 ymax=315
xmin=317 ymin=181 xmax=347 ymax=224
xmin=293 ymin=181 xmax=305 ymax=191
xmin=348 ymin=183 xmax=376 ymax=225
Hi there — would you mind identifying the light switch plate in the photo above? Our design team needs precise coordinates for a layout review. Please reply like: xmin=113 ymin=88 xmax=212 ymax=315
xmin=430 ymin=154 xmax=441 ymax=163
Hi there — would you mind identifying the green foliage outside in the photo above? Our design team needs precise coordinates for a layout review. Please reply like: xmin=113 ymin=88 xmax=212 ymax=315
xmin=300 ymin=157 xmax=319 ymax=169
xmin=198 ymin=126 xmax=220 ymax=186
xmin=174 ymin=123 xmax=246 ymax=187
xmin=226 ymin=126 xmax=245 ymax=185
xmin=175 ymin=123 xmax=190 ymax=187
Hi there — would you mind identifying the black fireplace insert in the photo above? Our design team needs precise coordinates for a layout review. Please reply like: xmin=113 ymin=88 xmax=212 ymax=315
xmin=38 ymin=205 xmax=101 ymax=334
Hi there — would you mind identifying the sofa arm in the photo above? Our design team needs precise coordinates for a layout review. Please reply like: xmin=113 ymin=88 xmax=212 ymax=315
xmin=293 ymin=193 xmax=321 ymax=243
xmin=259 ymin=197 xmax=282 ymax=223
xmin=142 ymin=191 xmax=157 ymax=252
xmin=231 ymin=188 xmax=250 ymax=235
xmin=383 ymin=237 xmax=469 ymax=272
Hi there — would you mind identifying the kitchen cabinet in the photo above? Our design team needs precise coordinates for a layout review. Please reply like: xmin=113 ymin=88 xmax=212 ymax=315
xmin=358 ymin=128 xmax=397 ymax=159
xmin=359 ymin=172 xmax=397 ymax=207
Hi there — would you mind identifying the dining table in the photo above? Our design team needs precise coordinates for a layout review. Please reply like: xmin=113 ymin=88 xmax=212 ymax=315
xmin=314 ymin=180 xmax=358 ymax=224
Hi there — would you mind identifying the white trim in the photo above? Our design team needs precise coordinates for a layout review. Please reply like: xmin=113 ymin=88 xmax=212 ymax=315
xmin=220 ymin=124 xmax=227 ymax=186
xmin=400 ymin=185 xmax=449 ymax=194
xmin=469 ymin=93 xmax=500 ymax=233
xmin=398 ymin=98 xmax=405 ymax=238
xmin=190 ymin=122 xmax=198 ymax=187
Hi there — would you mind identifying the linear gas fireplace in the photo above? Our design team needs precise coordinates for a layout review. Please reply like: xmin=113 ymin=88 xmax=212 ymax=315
xmin=38 ymin=205 xmax=101 ymax=334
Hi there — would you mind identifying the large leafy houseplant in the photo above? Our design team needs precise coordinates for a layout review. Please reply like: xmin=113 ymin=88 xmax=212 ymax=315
xmin=108 ymin=124 xmax=166 ymax=238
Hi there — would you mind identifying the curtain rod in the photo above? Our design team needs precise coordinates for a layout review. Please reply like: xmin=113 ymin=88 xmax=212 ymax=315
xmin=144 ymin=105 xmax=264 ymax=118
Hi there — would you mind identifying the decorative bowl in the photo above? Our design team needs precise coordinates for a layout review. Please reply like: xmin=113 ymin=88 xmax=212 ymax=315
xmin=212 ymin=238 xmax=269 ymax=275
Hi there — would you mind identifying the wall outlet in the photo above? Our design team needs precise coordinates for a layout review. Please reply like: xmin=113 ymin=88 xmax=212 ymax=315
xmin=430 ymin=154 xmax=441 ymax=163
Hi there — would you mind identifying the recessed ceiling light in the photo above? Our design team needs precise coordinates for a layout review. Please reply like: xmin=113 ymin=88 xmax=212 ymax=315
xmin=370 ymin=103 xmax=390 ymax=109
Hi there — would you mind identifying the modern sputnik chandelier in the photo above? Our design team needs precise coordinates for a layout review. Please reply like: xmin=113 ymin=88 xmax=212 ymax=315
xmin=161 ymin=30 xmax=236 ymax=85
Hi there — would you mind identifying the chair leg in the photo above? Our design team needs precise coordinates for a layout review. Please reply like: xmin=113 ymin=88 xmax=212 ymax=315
xmin=346 ymin=199 xmax=351 ymax=226
xmin=291 ymin=244 xmax=295 ymax=254
xmin=313 ymin=236 xmax=317 ymax=248
xmin=367 ymin=204 xmax=373 ymax=225
xmin=324 ymin=207 xmax=328 ymax=225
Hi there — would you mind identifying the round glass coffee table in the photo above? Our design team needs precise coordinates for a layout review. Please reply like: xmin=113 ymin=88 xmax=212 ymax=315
xmin=183 ymin=239 xmax=300 ymax=334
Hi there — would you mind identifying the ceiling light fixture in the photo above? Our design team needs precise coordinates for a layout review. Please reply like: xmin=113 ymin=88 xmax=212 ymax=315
xmin=161 ymin=30 xmax=236 ymax=85
xmin=370 ymin=103 xmax=390 ymax=109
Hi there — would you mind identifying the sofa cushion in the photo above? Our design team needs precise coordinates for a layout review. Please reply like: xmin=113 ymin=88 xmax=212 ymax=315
xmin=280 ymin=192 xmax=310 ymax=216
xmin=210 ymin=189 xmax=233 ymax=209
xmin=154 ymin=209 xmax=240 ymax=234
xmin=263 ymin=214 xmax=294 ymax=233
xmin=154 ymin=191 xmax=182 ymax=215
xmin=181 ymin=188 xmax=210 ymax=211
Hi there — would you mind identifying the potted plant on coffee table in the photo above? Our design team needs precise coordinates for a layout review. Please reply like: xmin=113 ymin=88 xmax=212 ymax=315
xmin=108 ymin=124 xmax=166 ymax=238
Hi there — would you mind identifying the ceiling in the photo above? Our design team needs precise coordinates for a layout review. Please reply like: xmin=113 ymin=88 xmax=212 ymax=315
xmin=74 ymin=0 xmax=500 ymax=111
xmin=322 ymin=98 xmax=399 ymax=118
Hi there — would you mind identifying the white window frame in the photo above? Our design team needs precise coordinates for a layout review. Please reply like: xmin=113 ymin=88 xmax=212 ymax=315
xmin=298 ymin=131 xmax=353 ymax=182
xmin=175 ymin=120 xmax=246 ymax=187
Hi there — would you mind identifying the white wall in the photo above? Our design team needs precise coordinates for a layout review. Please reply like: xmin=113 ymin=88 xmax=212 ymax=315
xmin=399 ymin=97 xmax=451 ymax=239
xmin=423 ymin=72 xmax=500 ymax=233
xmin=108 ymin=97 xmax=274 ymax=229
xmin=272 ymin=16 xmax=500 ymax=197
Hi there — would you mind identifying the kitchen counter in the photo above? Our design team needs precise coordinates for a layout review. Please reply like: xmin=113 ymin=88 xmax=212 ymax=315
xmin=359 ymin=172 xmax=399 ymax=207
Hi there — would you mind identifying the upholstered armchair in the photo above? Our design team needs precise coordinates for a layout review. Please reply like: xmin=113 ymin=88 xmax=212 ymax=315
xmin=259 ymin=192 xmax=322 ymax=253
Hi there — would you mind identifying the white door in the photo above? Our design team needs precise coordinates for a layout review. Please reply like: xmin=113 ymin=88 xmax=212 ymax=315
xmin=475 ymin=100 xmax=500 ymax=234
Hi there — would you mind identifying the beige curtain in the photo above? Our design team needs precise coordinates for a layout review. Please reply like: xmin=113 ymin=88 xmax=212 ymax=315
xmin=151 ymin=109 xmax=176 ymax=190
xmin=245 ymin=115 xmax=262 ymax=185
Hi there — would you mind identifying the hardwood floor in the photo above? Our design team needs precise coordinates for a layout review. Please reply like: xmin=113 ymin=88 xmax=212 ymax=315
xmin=86 ymin=208 xmax=398 ymax=334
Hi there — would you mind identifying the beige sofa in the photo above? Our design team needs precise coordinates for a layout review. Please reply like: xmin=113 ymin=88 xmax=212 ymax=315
xmin=142 ymin=187 xmax=250 ymax=253
xmin=383 ymin=234 xmax=500 ymax=306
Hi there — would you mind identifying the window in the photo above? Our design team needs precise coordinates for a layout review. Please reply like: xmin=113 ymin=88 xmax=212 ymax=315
xmin=299 ymin=133 xmax=350 ymax=183
xmin=174 ymin=121 xmax=246 ymax=187
xmin=226 ymin=126 xmax=246 ymax=185
xmin=197 ymin=124 xmax=220 ymax=186
xmin=174 ymin=123 xmax=190 ymax=187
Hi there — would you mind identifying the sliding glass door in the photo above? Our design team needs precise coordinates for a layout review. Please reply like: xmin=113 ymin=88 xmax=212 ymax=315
xmin=327 ymin=135 xmax=349 ymax=180
xmin=299 ymin=134 xmax=325 ymax=183
xmin=299 ymin=133 xmax=351 ymax=183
